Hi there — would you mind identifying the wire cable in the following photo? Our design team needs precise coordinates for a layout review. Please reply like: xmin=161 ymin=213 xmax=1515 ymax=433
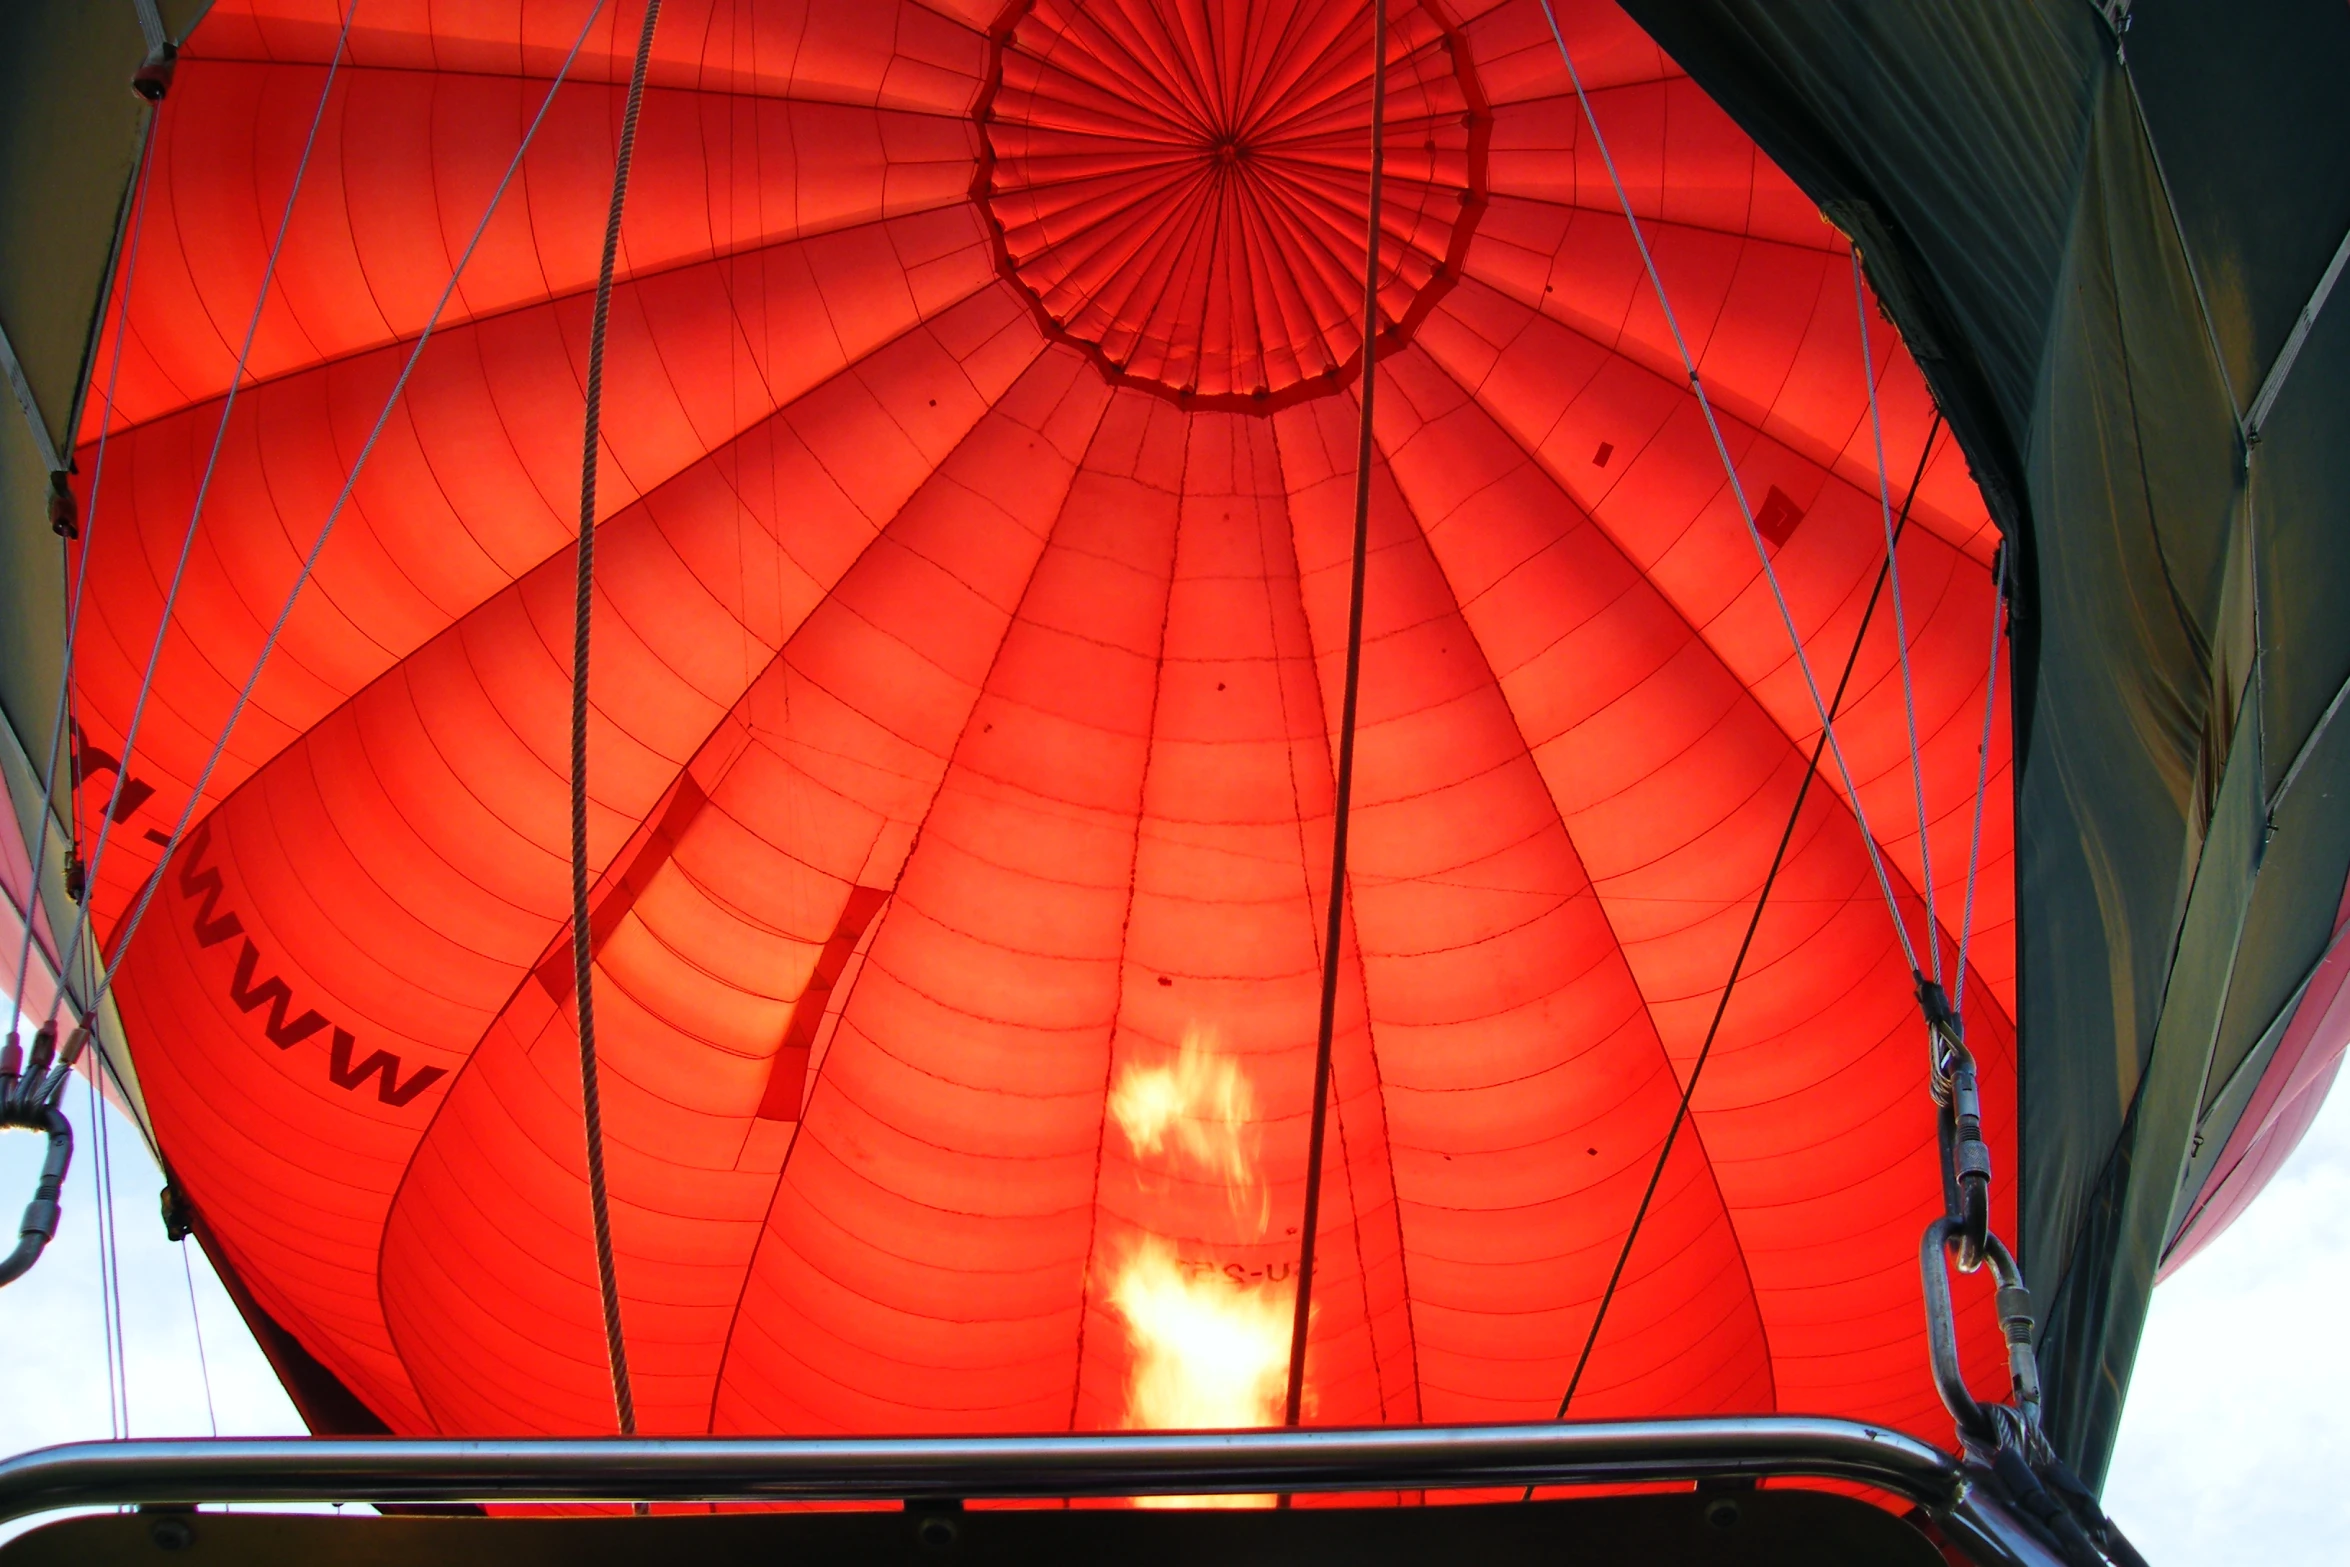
xmin=80 ymin=1071 xmax=118 ymax=1435
xmin=48 ymin=2 xmax=359 ymax=1016
xmin=571 ymin=0 xmax=664 ymax=1442
xmin=6 ymin=117 xmax=160 ymax=1051
xmin=1852 ymin=248 xmax=1939 ymax=984
xmin=1533 ymin=0 xmax=1921 ymax=978
xmin=89 ymin=1066 xmax=128 ymax=1437
xmin=1285 ymin=0 xmax=1385 ymax=1434
xmin=1533 ymin=413 xmax=1944 ymax=1452
xmin=180 ymin=1242 xmax=219 ymax=1437
xmin=1954 ymin=547 xmax=2009 ymax=1015
xmin=66 ymin=0 xmax=615 ymax=1028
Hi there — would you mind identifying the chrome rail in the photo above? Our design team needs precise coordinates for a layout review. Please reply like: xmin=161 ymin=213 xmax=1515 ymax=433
xmin=0 ymin=1417 xmax=2066 ymax=1564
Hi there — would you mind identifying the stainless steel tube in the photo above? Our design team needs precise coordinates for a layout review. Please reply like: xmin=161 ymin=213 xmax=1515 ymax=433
xmin=0 ymin=1416 xmax=2083 ymax=1565
xmin=0 ymin=1417 xmax=1953 ymax=1522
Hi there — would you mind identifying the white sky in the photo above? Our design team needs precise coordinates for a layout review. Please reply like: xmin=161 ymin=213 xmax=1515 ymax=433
xmin=2 ymin=1067 xmax=2345 ymax=1559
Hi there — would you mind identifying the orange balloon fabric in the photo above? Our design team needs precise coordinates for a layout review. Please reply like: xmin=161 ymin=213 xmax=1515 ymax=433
xmin=72 ymin=0 xmax=2017 ymax=1445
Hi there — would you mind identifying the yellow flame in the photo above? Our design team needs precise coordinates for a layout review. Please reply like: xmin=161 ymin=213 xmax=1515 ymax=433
xmin=1107 ymin=1024 xmax=1261 ymax=1224
xmin=1109 ymin=1235 xmax=1293 ymax=1432
xmin=1103 ymin=1026 xmax=1293 ymax=1501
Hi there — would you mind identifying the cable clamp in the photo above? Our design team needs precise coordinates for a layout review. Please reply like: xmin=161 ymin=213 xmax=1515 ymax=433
xmin=1914 ymin=973 xmax=1967 ymax=1094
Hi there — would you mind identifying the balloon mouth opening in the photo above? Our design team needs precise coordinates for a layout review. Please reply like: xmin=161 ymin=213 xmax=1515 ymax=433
xmin=974 ymin=0 xmax=1493 ymax=415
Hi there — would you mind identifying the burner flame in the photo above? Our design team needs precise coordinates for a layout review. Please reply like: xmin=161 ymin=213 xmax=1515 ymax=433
xmin=1107 ymin=1023 xmax=1261 ymax=1215
xmin=1104 ymin=1026 xmax=1296 ymax=1496
xmin=1108 ymin=1234 xmax=1292 ymax=1436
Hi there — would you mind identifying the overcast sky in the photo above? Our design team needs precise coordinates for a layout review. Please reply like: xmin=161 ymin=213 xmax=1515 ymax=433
xmin=2 ymin=1063 xmax=2345 ymax=1558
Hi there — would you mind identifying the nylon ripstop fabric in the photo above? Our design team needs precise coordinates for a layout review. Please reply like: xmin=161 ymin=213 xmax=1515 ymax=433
xmin=66 ymin=0 xmax=2018 ymax=1446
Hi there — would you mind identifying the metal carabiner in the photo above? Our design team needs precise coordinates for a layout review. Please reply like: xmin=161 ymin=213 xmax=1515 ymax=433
xmin=1920 ymin=1217 xmax=2040 ymax=1453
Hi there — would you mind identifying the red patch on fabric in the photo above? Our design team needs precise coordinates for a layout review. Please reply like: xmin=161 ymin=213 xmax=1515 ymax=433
xmin=1754 ymin=484 xmax=1807 ymax=547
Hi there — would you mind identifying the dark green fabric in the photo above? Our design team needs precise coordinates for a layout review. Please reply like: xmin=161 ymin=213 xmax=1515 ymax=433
xmin=1623 ymin=0 xmax=2350 ymax=1485
xmin=2148 ymin=0 xmax=2350 ymax=1208
xmin=0 ymin=0 xmax=160 ymax=857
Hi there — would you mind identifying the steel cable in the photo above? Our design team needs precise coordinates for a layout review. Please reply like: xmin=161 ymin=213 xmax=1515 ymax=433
xmin=66 ymin=0 xmax=615 ymax=1029
xmin=1533 ymin=0 xmax=1921 ymax=979
xmin=5 ymin=115 xmax=159 ymax=1052
xmin=1535 ymin=413 xmax=1944 ymax=1452
xmin=1852 ymin=249 xmax=1941 ymax=985
xmin=44 ymin=2 xmax=360 ymax=1022
xmin=1954 ymin=548 xmax=2009 ymax=1015
xmin=180 ymin=1241 xmax=218 ymax=1437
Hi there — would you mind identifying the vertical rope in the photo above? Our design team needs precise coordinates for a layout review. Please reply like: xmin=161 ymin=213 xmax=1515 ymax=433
xmin=573 ymin=0 xmax=663 ymax=1440
xmin=1285 ymin=0 xmax=1385 ymax=1432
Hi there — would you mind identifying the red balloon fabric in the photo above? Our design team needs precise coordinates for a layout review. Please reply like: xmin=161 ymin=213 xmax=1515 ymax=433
xmin=71 ymin=0 xmax=2017 ymax=1445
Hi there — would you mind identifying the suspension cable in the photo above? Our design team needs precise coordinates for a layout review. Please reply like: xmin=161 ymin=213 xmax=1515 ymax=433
xmin=1533 ymin=0 xmax=1919 ymax=979
xmin=47 ymin=4 xmax=360 ymax=1020
xmin=94 ymin=1057 xmax=128 ymax=1435
xmin=1852 ymin=249 xmax=1939 ymax=985
xmin=1 ymin=100 xmax=149 ymax=1273
xmin=572 ymin=0 xmax=663 ymax=1442
xmin=63 ymin=0 xmax=615 ymax=1030
xmin=1954 ymin=548 xmax=2008 ymax=1016
xmin=5 ymin=115 xmax=159 ymax=1053
xmin=1910 ymin=575 xmax=2149 ymax=1566
xmin=1526 ymin=15 xmax=2144 ymax=1563
xmin=1285 ymin=0 xmax=1386 ymax=1435
xmin=1533 ymin=415 xmax=1944 ymax=1456
xmin=181 ymin=1240 xmax=219 ymax=1436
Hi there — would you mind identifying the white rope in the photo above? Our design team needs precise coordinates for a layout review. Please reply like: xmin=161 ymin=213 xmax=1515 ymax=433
xmin=1954 ymin=549 xmax=2009 ymax=1016
xmin=1534 ymin=0 xmax=1921 ymax=977
xmin=51 ymin=2 xmax=361 ymax=1018
xmin=1852 ymin=248 xmax=1939 ymax=984
xmin=61 ymin=0 xmax=614 ymax=1025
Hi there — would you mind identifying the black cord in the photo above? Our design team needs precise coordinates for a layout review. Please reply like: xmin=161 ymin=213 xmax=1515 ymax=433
xmin=574 ymin=0 xmax=663 ymax=1441
xmin=1285 ymin=0 xmax=1387 ymax=1434
xmin=1532 ymin=411 xmax=1948 ymax=1464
